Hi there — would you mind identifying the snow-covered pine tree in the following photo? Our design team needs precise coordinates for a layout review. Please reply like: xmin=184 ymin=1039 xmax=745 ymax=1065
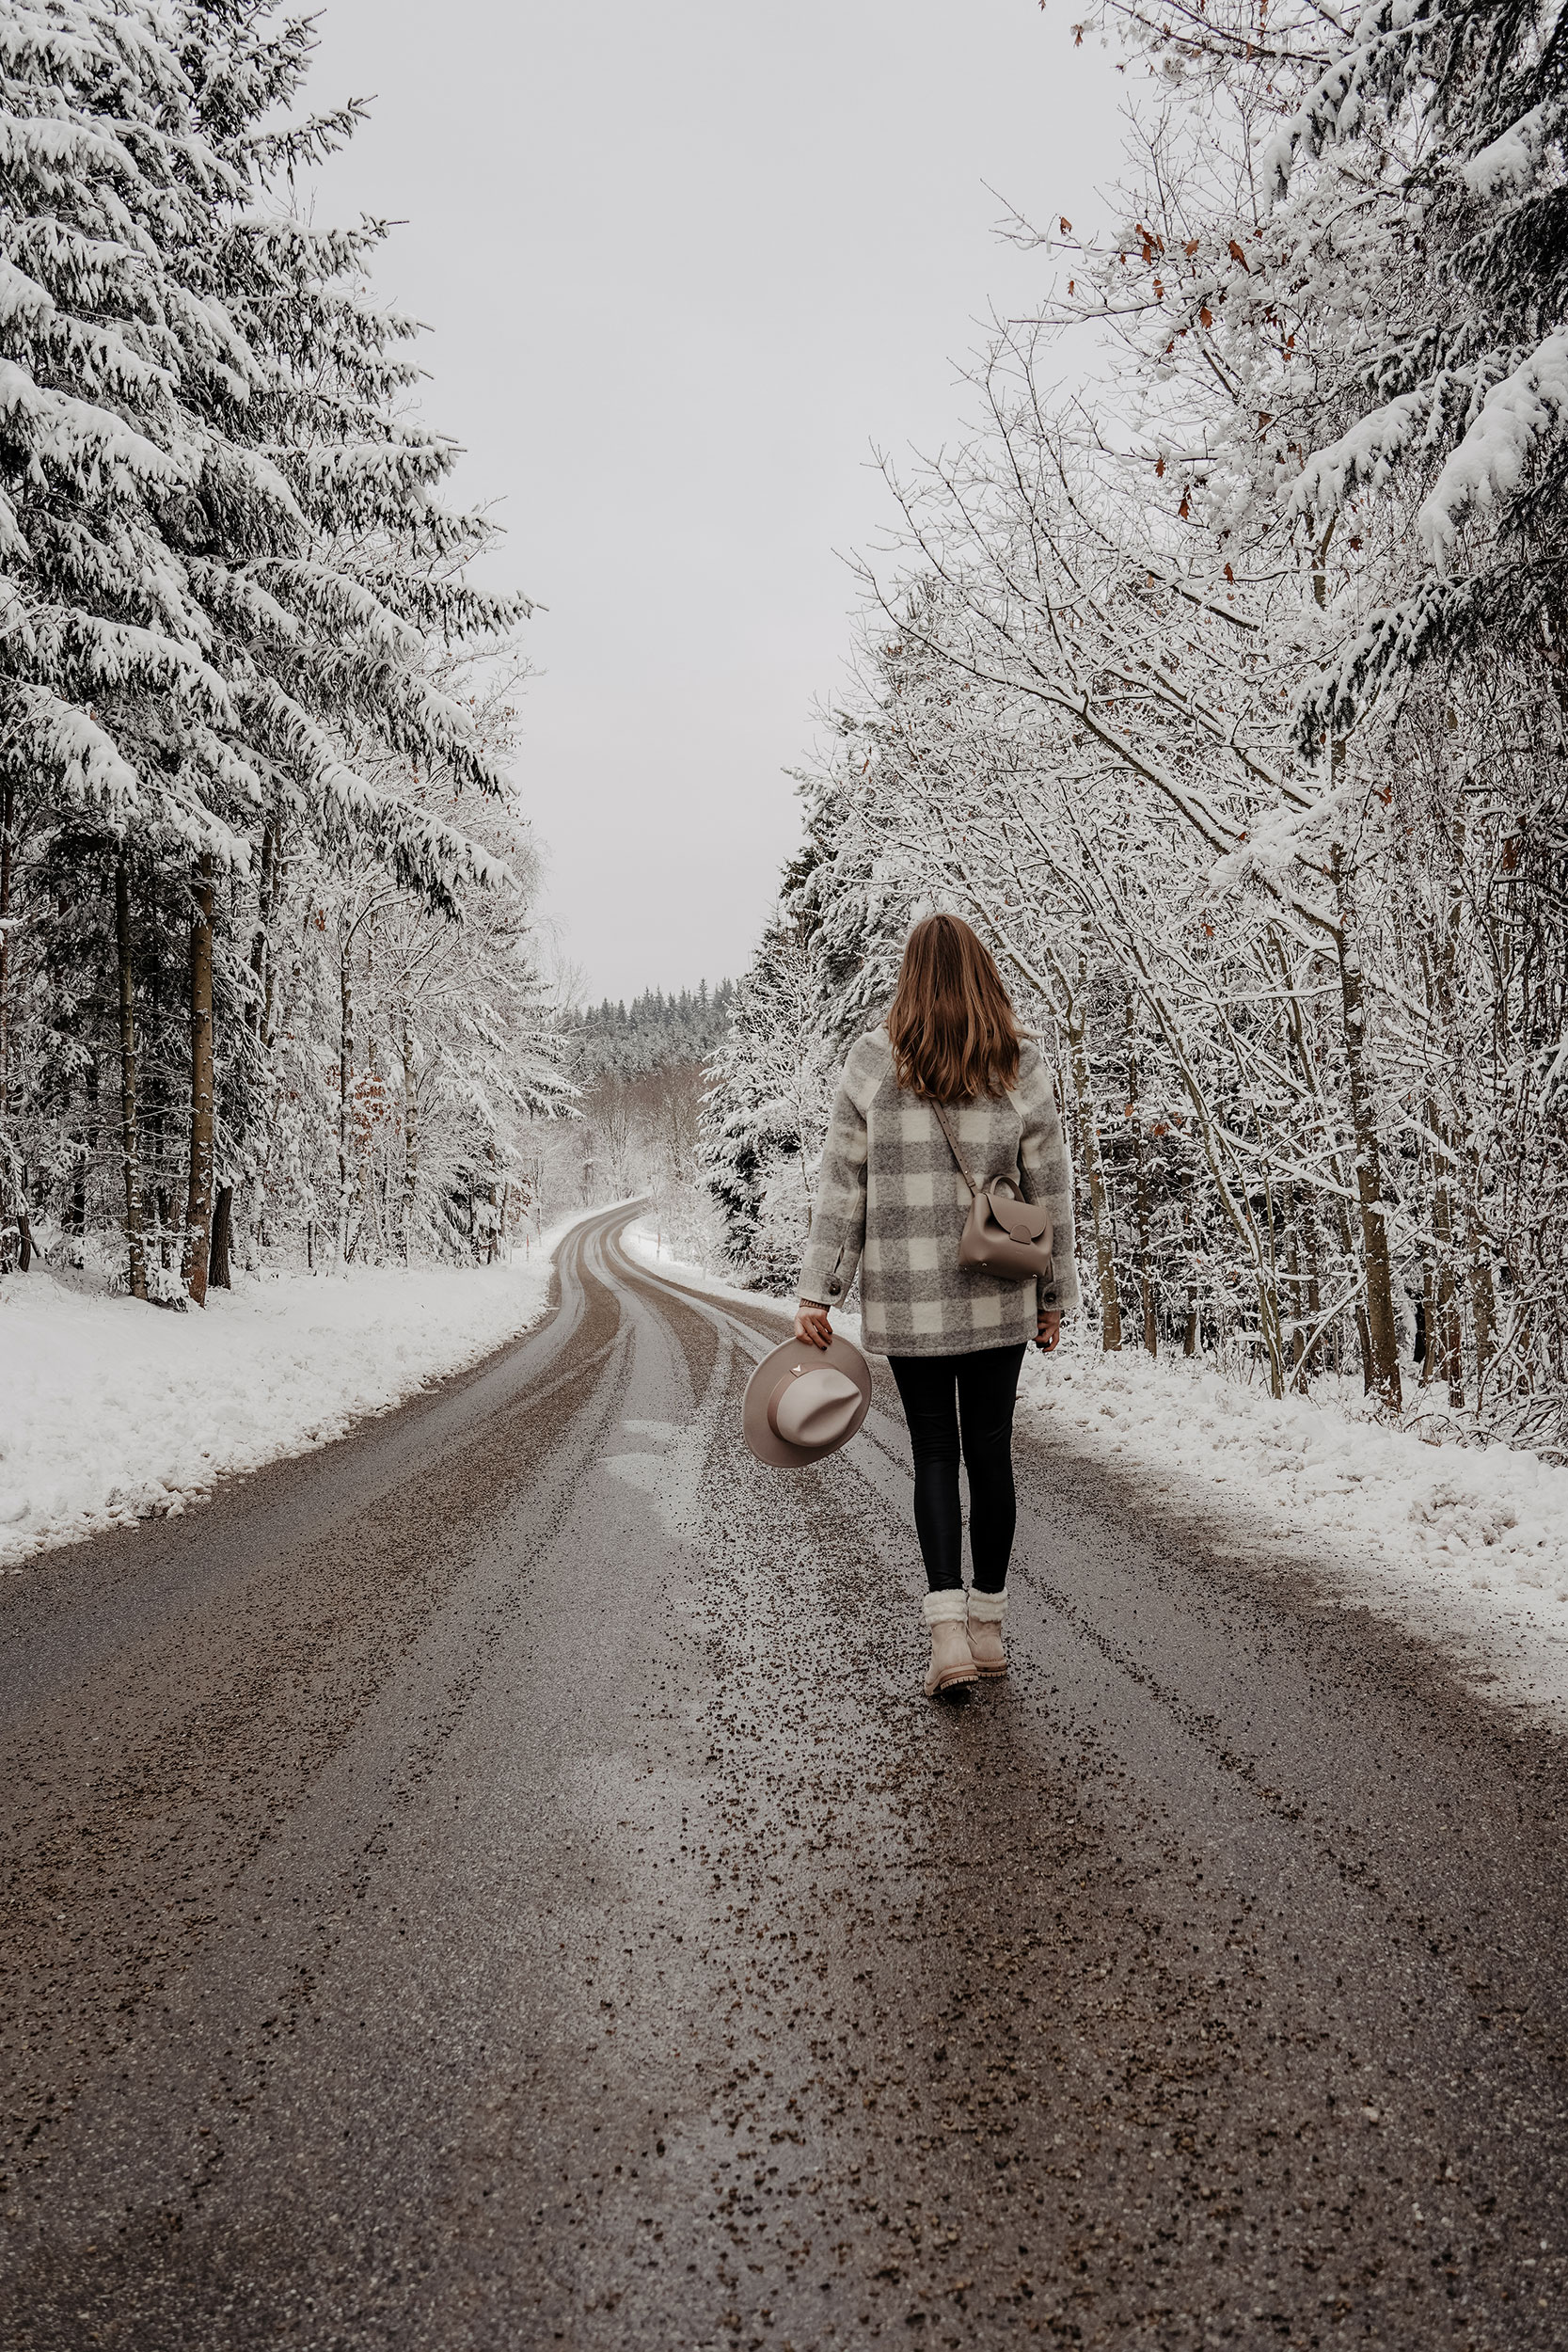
xmin=0 ymin=0 xmax=240 ymax=1286
xmin=569 ymin=981 xmax=736 ymax=1080
xmin=700 ymin=913 xmax=832 ymax=1290
xmin=0 ymin=0 xmax=558 ymax=1294
xmin=1261 ymin=0 xmax=1568 ymax=706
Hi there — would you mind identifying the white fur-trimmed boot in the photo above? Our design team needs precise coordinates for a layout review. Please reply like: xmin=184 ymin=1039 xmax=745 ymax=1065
xmin=923 ymin=1588 xmax=980 ymax=1697
xmin=966 ymin=1586 xmax=1008 ymax=1678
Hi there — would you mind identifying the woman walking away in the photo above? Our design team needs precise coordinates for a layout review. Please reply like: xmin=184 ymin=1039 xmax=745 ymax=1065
xmin=794 ymin=914 xmax=1080 ymax=1695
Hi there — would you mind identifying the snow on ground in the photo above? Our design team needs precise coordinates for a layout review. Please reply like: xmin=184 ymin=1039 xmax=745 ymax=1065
xmin=0 ymin=1214 xmax=593 ymax=1571
xmin=624 ymin=1222 xmax=798 ymax=1321
xmin=1021 ymin=1343 xmax=1568 ymax=1725
xmin=626 ymin=1224 xmax=1568 ymax=1724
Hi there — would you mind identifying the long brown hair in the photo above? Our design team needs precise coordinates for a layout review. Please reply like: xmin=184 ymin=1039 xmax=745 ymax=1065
xmin=887 ymin=914 xmax=1022 ymax=1101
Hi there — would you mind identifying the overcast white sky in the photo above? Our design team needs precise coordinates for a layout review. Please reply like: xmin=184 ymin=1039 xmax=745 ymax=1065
xmin=308 ymin=2 xmax=1123 ymax=1003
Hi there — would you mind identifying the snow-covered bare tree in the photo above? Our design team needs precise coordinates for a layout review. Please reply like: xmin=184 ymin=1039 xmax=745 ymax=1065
xmin=710 ymin=0 xmax=1568 ymax=1447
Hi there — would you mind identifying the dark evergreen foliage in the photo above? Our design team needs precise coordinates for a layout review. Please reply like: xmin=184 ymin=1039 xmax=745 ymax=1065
xmin=0 ymin=0 xmax=565 ymax=1287
xmin=566 ymin=981 xmax=736 ymax=1082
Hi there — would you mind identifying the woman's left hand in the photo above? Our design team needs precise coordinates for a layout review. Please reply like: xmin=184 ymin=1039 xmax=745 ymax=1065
xmin=1037 ymin=1310 xmax=1062 ymax=1352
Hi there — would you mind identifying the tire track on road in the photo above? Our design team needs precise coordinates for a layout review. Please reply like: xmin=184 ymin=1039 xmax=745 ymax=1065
xmin=3 ymin=1210 xmax=1567 ymax=2350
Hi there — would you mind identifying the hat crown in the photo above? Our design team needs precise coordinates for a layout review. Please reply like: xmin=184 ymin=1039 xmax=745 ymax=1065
xmin=741 ymin=1331 xmax=871 ymax=1467
xmin=768 ymin=1364 xmax=862 ymax=1451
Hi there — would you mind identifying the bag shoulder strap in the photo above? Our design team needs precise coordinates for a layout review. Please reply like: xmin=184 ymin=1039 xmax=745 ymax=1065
xmin=928 ymin=1097 xmax=980 ymax=1198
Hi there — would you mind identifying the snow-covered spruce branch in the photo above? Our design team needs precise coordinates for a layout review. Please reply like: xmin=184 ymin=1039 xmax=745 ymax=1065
xmin=0 ymin=0 xmax=574 ymax=1296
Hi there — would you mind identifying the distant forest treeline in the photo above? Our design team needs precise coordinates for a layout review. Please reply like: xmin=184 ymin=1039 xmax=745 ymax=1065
xmin=566 ymin=984 xmax=736 ymax=1082
xmin=554 ymin=982 xmax=735 ymax=1255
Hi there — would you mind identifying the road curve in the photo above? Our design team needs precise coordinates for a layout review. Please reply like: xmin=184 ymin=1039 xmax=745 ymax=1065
xmin=3 ymin=1203 xmax=1566 ymax=2350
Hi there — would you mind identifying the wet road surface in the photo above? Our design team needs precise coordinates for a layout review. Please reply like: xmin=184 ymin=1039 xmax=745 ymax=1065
xmin=3 ymin=1204 xmax=1567 ymax=2350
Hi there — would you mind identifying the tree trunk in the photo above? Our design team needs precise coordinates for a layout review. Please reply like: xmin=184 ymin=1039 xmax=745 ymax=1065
xmin=1253 ymin=1166 xmax=1287 ymax=1403
xmin=1427 ymin=806 xmax=1485 ymax=1402
xmin=1332 ymin=850 xmax=1402 ymax=1412
xmin=1286 ymin=1186 xmax=1307 ymax=1389
xmin=0 ymin=771 xmax=15 ymax=1273
xmin=335 ymin=935 xmax=353 ymax=1272
xmin=183 ymin=857 xmax=215 ymax=1306
xmin=115 ymin=857 xmax=147 ymax=1300
xmin=363 ymin=911 xmax=385 ymax=1263
xmin=0 ymin=771 xmax=11 ymax=1111
xmin=1427 ymin=1104 xmax=1463 ymax=1406
xmin=1065 ymin=996 xmax=1120 ymax=1350
xmin=1302 ymin=1193 xmax=1323 ymax=1378
xmin=209 ymin=1182 xmax=233 ymax=1290
xmin=1468 ymin=1211 xmax=1497 ymax=1387
xmin=71 ymin=1048 xmax=98 ymax=1244
xmin=1181 ymin=1166 xmax=1199 ymax=1357
xmin=149 ymin=899 xmax=166 ymax=1246
xmin=248 ymin=813 xmax=277 ymax=1038
xmin=401 ymin=1009 xmax=419 ymax=1262
xmin=1126 ymin=993 xmax=1156 ymax=1358
xmin=1324 ymin=1132 xmax=1375 ymax=1390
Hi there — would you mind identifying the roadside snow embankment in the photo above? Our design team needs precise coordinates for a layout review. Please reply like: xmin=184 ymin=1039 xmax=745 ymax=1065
xmin=623 ymin=1222 xmax=794 ymax=1319
xmin=0 ymin=1221 xmax=582 ymax=1569
xmin=1023 ymin=1343 xmax=1568 ymax=1719
xmin=625 ymin=1225 xmax=1568 ymax=1720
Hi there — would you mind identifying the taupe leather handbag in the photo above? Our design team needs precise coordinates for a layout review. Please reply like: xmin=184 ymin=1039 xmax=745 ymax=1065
xmin=930 ymin=1100 xmax=1054 ymax=1282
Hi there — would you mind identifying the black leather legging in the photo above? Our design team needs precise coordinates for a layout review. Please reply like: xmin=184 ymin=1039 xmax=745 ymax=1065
xmin=886 ymin=1343 xmax=1028 ymax=1593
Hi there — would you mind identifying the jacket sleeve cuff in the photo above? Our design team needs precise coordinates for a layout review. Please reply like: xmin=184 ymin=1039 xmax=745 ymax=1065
xmin=799 ymin=1242 xmax=850 ymax=1302
xmin=1039 ymin=1268 xmax=1082 ymax=1314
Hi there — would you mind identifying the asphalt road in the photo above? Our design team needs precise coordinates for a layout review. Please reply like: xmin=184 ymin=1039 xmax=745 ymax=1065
xmin=4 ymin=1204 xmax=1567 ymax=2352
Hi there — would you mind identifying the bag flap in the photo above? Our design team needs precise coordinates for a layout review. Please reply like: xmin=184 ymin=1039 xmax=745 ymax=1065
xmin=986 ymin=1185 xmax=1052 ymax=1244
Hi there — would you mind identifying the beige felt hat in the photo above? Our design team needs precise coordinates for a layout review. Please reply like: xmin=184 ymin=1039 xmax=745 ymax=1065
xmin=742 ymin=1331 xmax=873 ymax=1468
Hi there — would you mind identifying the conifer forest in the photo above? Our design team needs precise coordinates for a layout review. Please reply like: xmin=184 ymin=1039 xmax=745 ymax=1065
xmin=0 ymin=0 xmax=570 ymax=1303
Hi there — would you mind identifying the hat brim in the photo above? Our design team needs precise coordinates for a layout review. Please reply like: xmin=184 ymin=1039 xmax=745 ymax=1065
xmin=742 ymin=1331 xmax=874 ymax=1467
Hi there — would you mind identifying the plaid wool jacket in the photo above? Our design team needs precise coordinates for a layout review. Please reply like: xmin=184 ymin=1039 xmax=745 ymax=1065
xmin=798 ymin=1026 xmax=1082 ymax=1358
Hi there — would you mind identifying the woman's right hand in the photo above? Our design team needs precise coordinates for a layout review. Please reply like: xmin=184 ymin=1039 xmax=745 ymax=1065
xmin=794 ymin=1301 xmax=833 ymax=1349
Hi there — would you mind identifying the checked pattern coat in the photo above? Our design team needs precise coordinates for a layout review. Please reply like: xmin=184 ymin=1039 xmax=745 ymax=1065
xmin=798 ymin=1026 xmax=1081 ymax=1359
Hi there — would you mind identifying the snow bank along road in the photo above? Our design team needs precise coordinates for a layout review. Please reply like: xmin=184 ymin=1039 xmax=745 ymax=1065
xmin=3 ymin=1207 xmax=1566 ymax=2351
